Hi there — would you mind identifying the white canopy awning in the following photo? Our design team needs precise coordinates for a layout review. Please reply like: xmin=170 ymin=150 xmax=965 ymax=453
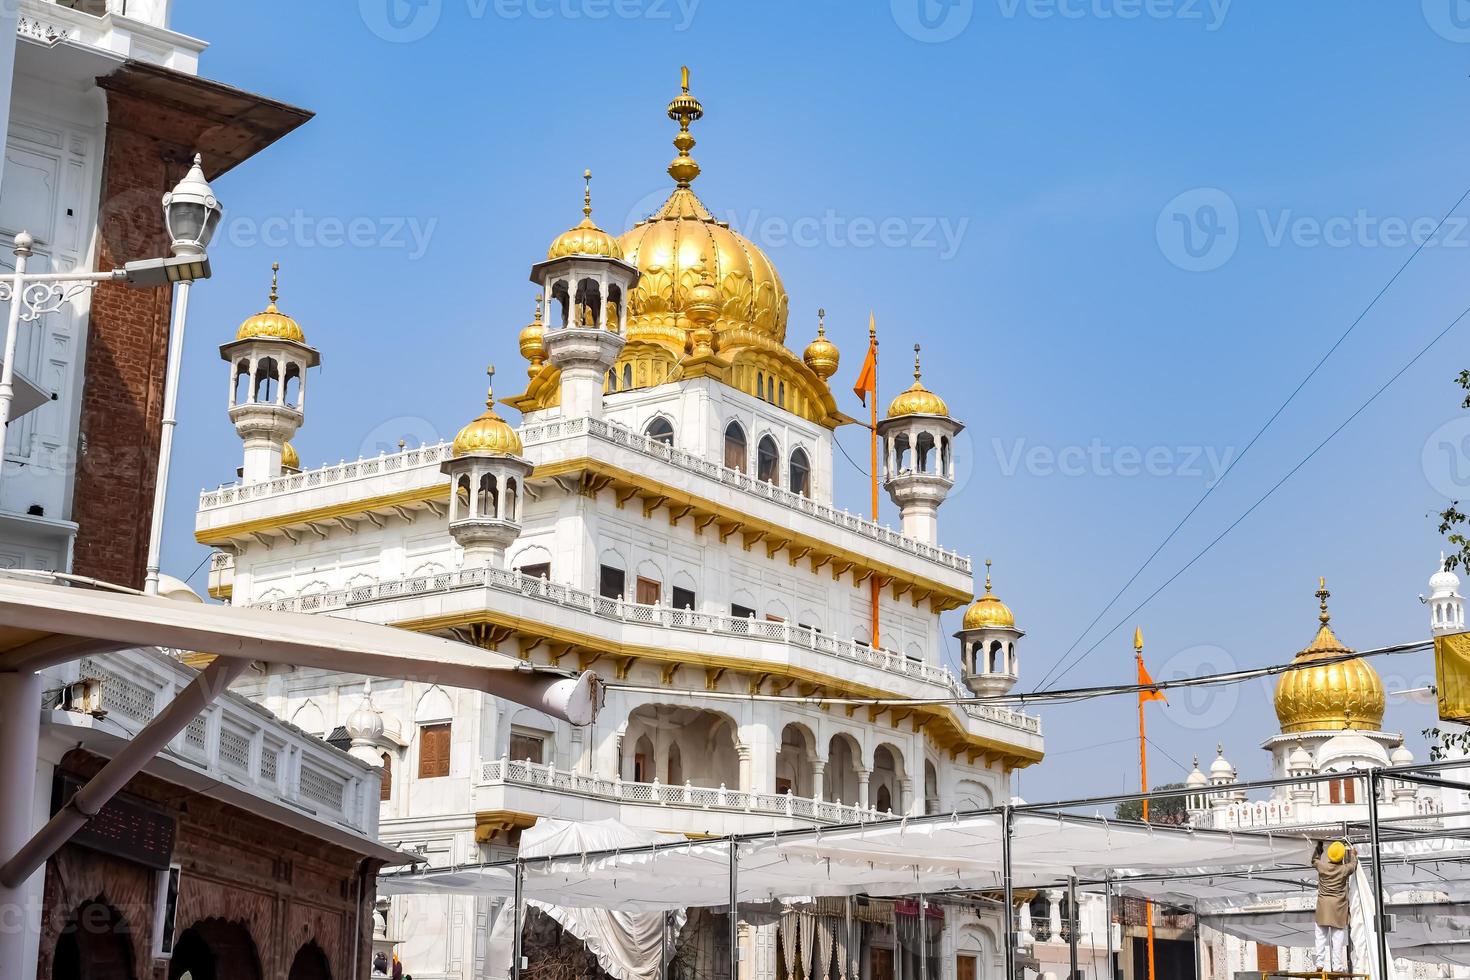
xmin=380 ymin=813 xmax=1315 ymax=911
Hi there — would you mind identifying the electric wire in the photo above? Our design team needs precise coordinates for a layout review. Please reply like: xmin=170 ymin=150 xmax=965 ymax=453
xmin=1032 ymin=182 xmax=1470 ymax=693
xmin=1038 ymin=296 xmax=1470 ymax=693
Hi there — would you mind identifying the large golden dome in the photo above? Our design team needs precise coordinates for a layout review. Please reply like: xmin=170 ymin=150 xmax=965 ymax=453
xmin=237 ymin=263 xmax=305 ymax=343
xmin=1274 ymin=579 xmax=1385 ymax=734
xmin=453 ymin=368 xmax=524 ymax=458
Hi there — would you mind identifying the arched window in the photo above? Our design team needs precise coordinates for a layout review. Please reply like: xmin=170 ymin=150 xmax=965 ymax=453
xmin=789 ymin=448 xmax=811 ymax=498
xmin=623 ymin=363 xmax=633 ymax=389
xmin=234 ymin=360 xmax=250 ymax=404
xmin=724 ymin=422 xmax=747 ymax=473
xmin=607 ymin=369 xmax=618 ymax=392
xmin=778 ymin=381 xmax=785 ymax=408
xmin=504 ymin=477 xmax=518 ymax=522
xmin=757 ymin=435 xmax=780 ymax=485
xmin=645 ymin=417 xmax=675 ymax=446
xmin=756 ymin=374 xmax=765 ymax=400
xmin=456 ymin=475 xmax=471 ymax=518
xmin=283 ymin=363 xmax=302 ymax=408
xmin=254 ymin=357 xmax=280 ymax=402
xmin=380 ymin=752 xmax=392 ymax=801
xmin=478 ymin=473 xmax=498 ymax=519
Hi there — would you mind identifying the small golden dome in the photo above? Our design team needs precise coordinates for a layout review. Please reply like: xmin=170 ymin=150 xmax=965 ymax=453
xmin=886 ymin=345 xmax=949 ymax=418
xmin=1274 ymin=578 xmax=1386 ymax=734
xmin=236 ymin=263 xmax=305 ymax=342
xmin=963 ymin=561 xmax=1016 ymax=630
xmin=547 ymin=170 xmax=623 ymax=261
xmin=803 ymin=309 xmax=840 ymax=380
xmin=453 ymin=367 xmax=524 ymax=458
xmin=281 ymin=441 xmax=300 ymax=471
xmin=519 ymin=298 xmax=546 ymax=378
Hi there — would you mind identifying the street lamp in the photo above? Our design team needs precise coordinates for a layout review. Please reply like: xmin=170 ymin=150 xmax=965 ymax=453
xmin=0 ymin=153 xmax=217 ymax=584
xmin=143 ymin=154 xmax=221 ymax=594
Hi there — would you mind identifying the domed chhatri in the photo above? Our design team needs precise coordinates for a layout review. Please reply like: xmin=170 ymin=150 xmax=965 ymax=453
xmin=963 ymin=560 xmax=1016 ymax=630
xmin=617 ymin=68 xmax=790 ymax=348
xmin=452 ymin=367 xmax=524 ymax=458
xmin=886 ymin=346 xmax=950 ymax=419
xmin=547 ymin=170 xmax=623 ymax=261
xmin=802 ymin=309 xmax=840 ymax=380
xmin=236 ymin=263 xmax=305 ymax=343
xmin=1273 ymin=578 xmax=1386 ymax=734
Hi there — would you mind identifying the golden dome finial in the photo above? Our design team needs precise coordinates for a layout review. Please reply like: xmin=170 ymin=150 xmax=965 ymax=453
xmin=582 ymin=169 xmax=593 ymax=220
xmin=984 ymin=558 xmax=993 ymax=593
xmin=667 ymin=65 xmax=704 ymax=187
xmin=914 ymin=343 xmax=923 ymax=382
xmin=1317 ymin=576 xmax=1331 ymax=627
xmin=803 ymin=307 xmax=840 ymax=381
xmin=269 ymin=261 xmax=280 ymax=307
xmin=485 ymin=363 xmax=497 ymax=410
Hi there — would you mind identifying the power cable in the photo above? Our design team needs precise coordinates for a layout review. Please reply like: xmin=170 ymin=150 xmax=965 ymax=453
xmin=1033 ymin=183 xmax=1470 ymax=692
xmin=1040 ymin=297 xmax=1470 ymax=692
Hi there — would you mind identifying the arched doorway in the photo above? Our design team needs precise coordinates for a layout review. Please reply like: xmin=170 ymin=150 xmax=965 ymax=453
xmin=288 ymin=941 xmax=333 ymax=980
xmin=168 ymin=920 xmax=262 ymax=980
xmin=52 ymin=898 xmax=135 ymax=980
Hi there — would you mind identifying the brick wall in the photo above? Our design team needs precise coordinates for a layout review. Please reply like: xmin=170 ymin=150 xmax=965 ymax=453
xmin=70 ymin=92 xmax=200 ymax=588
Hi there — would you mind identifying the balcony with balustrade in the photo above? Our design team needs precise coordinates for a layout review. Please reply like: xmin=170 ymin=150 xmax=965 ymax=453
xmin=245 ymin=564 xmax=1043 ymax=748
xmin=20 ymin=0 xmax=206 ymax=72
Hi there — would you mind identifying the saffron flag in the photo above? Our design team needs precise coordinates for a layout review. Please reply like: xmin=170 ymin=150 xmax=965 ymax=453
xmin=853 ymin=313 xmax=878 ymax=405
xmin=1138 ymin=657 xmax=1167 ymax=705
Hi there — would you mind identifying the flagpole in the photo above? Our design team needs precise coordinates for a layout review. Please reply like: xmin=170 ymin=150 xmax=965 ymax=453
xmin=1136 ymin=626 xmax=1157 ymax=980
xmin=868 ymin=313 xmax=881 ymax=649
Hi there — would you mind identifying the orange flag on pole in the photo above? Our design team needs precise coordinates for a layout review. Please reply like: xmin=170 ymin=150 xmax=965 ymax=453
xmin=853 ymin=313 xmax=878 ymax=405
xmin=1136 ymin=627 xmax=1167 ymax=705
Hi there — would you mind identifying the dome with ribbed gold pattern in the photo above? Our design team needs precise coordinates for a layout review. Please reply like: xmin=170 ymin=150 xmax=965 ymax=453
xmin=962 ymin=561 xmax=1017 ymax=630
xmin=803 ymin=310 xmax=840 ymax=380
xmin=886 ymin=346 xmax=950 ymax=419
xmin=281 ymin=441 xmax=300 ymax=471
xmin=453 ymin=368 xmax=524 ymax=458
xmin=236 ymin=263 xmax=305 ymax=342
xmin=1274 ymin=579 xmax=1385 ymax=734
xmin=547 ymin=171 xmax=623 ymax=261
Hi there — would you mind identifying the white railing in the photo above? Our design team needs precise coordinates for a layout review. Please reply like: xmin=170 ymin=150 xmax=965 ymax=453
xmin=198 ymin=417 xmax=970 ymax=574
xmin=70 ymin=648 xmax=377 ymax=835
xmin=478 ymin=757 xmax=884 ymax=824
xmin=248 ymin=565 xmax=1041 ymax=736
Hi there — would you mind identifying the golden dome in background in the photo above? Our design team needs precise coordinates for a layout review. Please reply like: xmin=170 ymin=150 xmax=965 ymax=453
xmin=519 ymin=297 xmax=546 ymax=378
xmin=281 ymin=441 xmax=300 ymax=471
xmin=803 ymin=309 xmax=840 ymax=380
xmin=886 ymin=345 xmax=949 ymax=418
xmin=237 ymin=263 xmax=305 ymax=343
xmin=453 ymin=367 xmax=524 ymax=458
xmin=1274 ymin=578 xmax=1386 ymax=734
xmin=547 ymin=170 xmax=624 ymax=261
xmin=963 ymin=561 xmax=1017 ymax=630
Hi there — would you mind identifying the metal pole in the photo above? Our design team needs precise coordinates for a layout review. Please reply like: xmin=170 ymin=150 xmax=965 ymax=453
xmin=918 ymin=891 xmax=927 ymax=980
xmin=1367 ymin=770 xmax=1389 ymax=980
xmin=0 ymin=655 xmax=247 ymax=886
xmin=729 ymin=835 xmax=740 ymax=980
xmin=1068 ymin=876 xmax=1080 ymax=980
xmin=0 ymin=670 xmax=43 ymax=973
xmin=0 ymin=232 xmax=33 ymax=469
xmin=1002 ymin=805 xmax=1016 ymax=980
xmin=143 ymin=274 xmax=193 ymax=594
xmin=1192 ymin=912 xmax=1203 ymax=980
xmin=1105 ymin=876 xmax=1116 ymax=980
xmin=512 ymin=858 xmax=524 ymax=980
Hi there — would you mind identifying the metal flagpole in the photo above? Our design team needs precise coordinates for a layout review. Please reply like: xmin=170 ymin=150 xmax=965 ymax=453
xmin=867 ymin=314 xmax=881 ymax=648
xmin=1105 ymin=876 xmax=1116 ymax=980
xmin=1068 ymin=876 xmax=1080 ymax=980
xmin=1002 ymin=805 xmax=1016 ymax=980
xmin=918 ymin=892 xmax=927 ymax=980
xmin=512 ymin=858 xmax=525 ymax=980
xmin=1367 ymin=770 xmax=1389 ymax=980
xmin=729 ymin=835 xmax=740 ymax=980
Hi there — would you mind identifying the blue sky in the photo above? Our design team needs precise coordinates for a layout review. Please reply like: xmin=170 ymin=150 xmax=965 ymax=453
xmin=162 ymin=0 xmax=1470 ymax=802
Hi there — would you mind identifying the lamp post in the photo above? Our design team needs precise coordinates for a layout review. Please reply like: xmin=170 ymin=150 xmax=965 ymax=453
xmin=143 ymin=154 xmax=222 ymax=594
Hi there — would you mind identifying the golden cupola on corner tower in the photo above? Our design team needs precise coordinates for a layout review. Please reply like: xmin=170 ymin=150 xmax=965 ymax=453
xmin=1273 ymin=578 xmax=1386 ymax=734
xmin=452 ymin=367 xmax=524 ymax=458
xmin=547 ymin=170 xmax=623 ymax=261
xmin=236 ymin=263 xmax=305 ymax=342
xmin=803 ymin=309 xmax=840 ymax=380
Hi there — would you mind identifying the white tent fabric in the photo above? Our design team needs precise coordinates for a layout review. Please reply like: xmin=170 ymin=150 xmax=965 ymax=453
xmin=522 ymin=820 xmax=685 ymax=980
xmin=1205 ymin=901 xmax=1470 ymax=967
xmin=380 ymin=813 xmax=1314 ymax=911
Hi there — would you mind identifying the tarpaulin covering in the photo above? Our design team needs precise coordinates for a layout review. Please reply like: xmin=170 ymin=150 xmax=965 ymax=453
xmin=379 ymin=813 xmax=1313 ymax=911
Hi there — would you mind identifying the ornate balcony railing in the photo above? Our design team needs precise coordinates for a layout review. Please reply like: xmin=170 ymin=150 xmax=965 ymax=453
xmin=199 ymin=417 xmax=970 ymax=574
xmin=247 ymin=565 xmax=1040 ymax=736
xmin=477 ymin=757 xmax=884 ymax=824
